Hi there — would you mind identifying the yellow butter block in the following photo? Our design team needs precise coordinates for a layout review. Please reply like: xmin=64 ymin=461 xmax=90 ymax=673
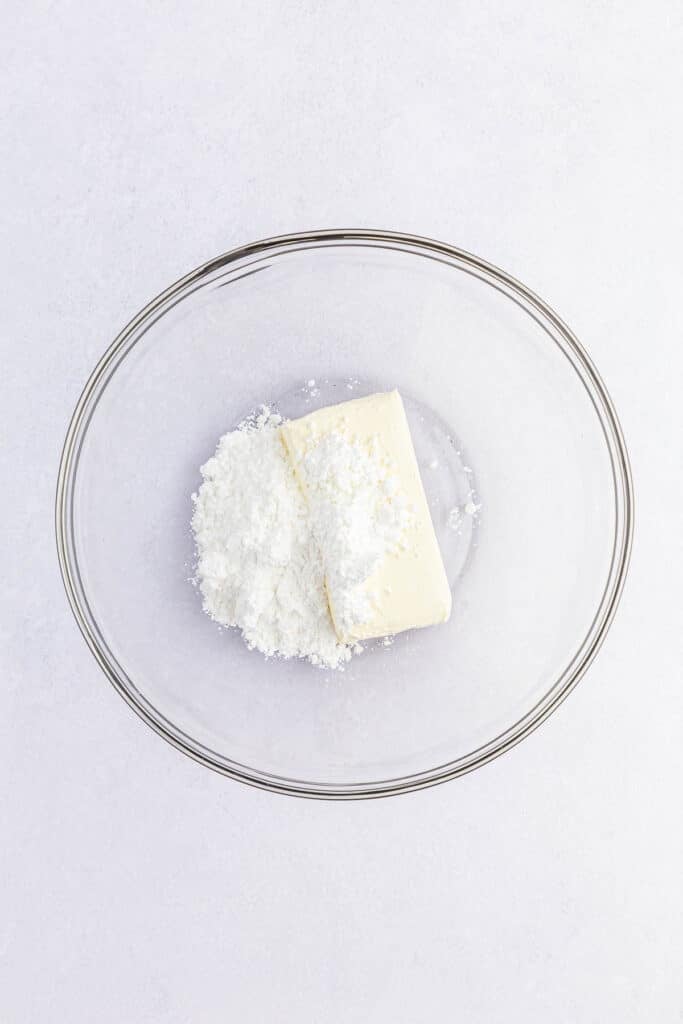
xmin=281 ymin=390 xmax=451 ymax=643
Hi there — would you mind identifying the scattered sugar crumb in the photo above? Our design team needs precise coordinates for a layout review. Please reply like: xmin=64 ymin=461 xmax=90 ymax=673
xmin=448 ymin=507 xmax=462 ymax=531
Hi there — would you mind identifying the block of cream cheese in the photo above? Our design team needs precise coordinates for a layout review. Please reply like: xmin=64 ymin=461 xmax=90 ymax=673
xmin=280 ymin=390 xmax=451 ymax=643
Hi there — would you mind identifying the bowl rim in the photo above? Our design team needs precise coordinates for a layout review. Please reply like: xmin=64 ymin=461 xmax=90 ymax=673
xmin=55 ymin=228 xmax=634 ymax=799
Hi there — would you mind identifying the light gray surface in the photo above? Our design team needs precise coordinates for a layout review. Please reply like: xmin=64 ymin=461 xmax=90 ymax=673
xmin=2 ymin=2 xmax=681 ymax=1020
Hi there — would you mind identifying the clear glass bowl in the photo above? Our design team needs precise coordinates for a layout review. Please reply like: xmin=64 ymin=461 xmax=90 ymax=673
xmin=56 ymin=231 xmax=633 ymax=798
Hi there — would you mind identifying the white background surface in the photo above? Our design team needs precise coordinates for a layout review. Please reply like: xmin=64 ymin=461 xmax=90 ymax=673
xmin=2 ymin=2 xmax=682 ymax=1020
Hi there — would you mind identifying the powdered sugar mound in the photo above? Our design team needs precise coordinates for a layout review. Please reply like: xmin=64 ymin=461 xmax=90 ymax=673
xmin=191 ymin=409 xmax=351 ymax=669
xmin=298 ymin=430 xmax=414 ymax=636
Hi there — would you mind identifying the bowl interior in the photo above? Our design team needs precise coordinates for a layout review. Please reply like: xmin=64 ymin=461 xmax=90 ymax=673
xmin=60 ymin=235 xmax=630 ymax=795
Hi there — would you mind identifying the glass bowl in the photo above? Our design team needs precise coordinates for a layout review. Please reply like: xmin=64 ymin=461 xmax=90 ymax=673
xmin=56 ymin=230 xmax=633 ymax=798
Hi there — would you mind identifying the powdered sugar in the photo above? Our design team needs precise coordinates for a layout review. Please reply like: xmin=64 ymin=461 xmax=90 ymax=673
xmin=293 ymin=430 xmax=414 ymax=637
xmin=191 ymin=408 xmax=351 ymax=669
xmin=191 ymin=406 xmax=413 ymax=669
